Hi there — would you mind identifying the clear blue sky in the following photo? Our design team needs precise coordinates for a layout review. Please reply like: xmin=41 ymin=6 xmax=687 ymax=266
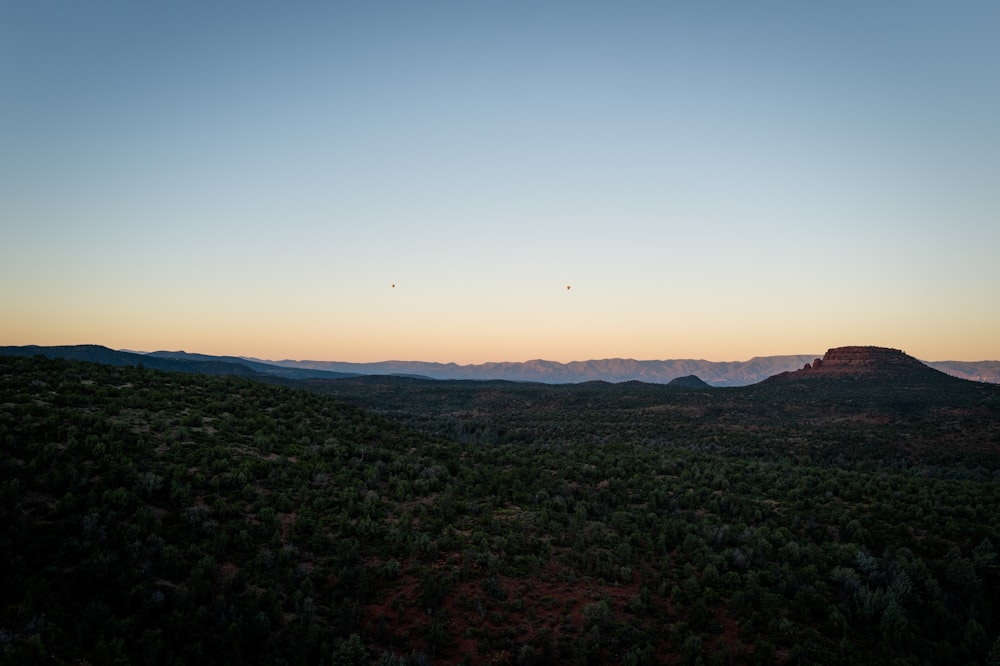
xmin=3 ymin=2 xmax=998 ymax=363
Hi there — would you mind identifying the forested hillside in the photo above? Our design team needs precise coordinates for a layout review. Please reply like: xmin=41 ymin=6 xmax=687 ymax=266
xmin=2 ymin=355 xmax=999 ymax=664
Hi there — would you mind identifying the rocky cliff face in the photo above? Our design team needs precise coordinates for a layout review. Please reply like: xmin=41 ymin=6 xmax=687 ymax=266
xmin=766 ymin=346 xmax=946 ymax=382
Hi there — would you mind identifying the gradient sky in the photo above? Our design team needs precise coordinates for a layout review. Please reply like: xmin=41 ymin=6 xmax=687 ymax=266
xmin=3 ymin=2 xmax=999 ymax=364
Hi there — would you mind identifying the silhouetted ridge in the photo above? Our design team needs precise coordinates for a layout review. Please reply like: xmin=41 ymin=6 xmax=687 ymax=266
xmin=0 ymin=344 xmax=259 ymax=376
xmin=667 ymin=374 xmax=711 ymax=388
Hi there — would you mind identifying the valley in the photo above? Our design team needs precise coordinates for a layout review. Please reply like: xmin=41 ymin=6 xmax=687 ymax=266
xmin=1 ymin=350 xmax=999 ymax=664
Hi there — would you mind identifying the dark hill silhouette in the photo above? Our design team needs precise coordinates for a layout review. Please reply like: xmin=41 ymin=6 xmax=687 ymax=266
xmin=0 ymin=344 xmax=259 ymax=376
xmin=0 ymin=345 xmax=359 ymax=380
xmin=146 ymin=350 xmax=358 ymax=380
xmin=667 ymin=374 xmax=711 ymax=388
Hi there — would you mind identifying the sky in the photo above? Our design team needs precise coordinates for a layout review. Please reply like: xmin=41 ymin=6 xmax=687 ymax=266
xmin=2 ymin=2 xmax=999 ymax=364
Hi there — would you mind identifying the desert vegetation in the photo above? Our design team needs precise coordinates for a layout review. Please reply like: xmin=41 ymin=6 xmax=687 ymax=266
xmin=2 ymin=354 xmax=999 ymax=664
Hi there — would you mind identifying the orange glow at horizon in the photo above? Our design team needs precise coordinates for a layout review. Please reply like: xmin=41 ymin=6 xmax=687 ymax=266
xmin=4 ymin=302 xmax=997 ymax=365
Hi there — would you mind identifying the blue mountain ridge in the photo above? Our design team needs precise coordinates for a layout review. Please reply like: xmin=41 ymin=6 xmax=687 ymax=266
xmin=2 ymin=345 xmax=997 ymax=386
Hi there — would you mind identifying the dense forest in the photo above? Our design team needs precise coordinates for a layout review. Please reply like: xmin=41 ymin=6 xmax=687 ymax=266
xmin=2 ymin=354 xmax=999 ymax=664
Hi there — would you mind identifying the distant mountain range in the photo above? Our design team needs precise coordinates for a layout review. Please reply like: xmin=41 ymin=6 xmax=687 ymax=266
xmin=265 ymin=355 xmax=822 ymax=386
xmin=264 ymin=353 xmax=1000 ymax=386
xmin=2 ymin=345 xmax=996 ymax=386
xmin=921 ymin=359 xmax=1000 ymax=385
